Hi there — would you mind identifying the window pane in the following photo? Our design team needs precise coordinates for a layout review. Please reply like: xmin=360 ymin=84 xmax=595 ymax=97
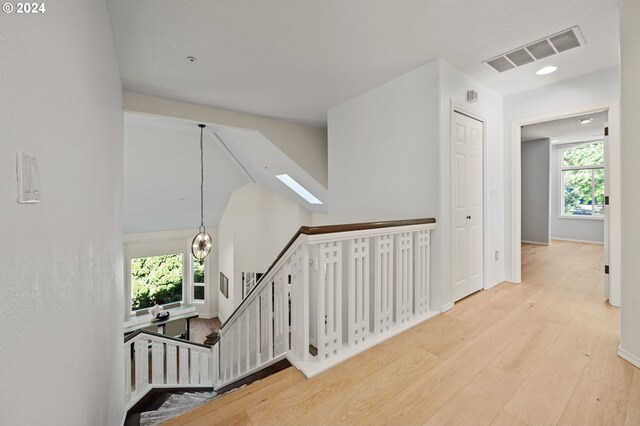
xmin=193 ymin=258 xmax=205 ymax=284
xmin=593 ymin=168 xmax=605 ymax=216
xmin=131 ymin=253 xmax=183 ymax=311
xmin=563 ymin=142 xmax=604 ymax=167
xmin=563 ymin=169 xmax=593 ymax=215
xmin=194 ymin=285 xmax=205 ymax=300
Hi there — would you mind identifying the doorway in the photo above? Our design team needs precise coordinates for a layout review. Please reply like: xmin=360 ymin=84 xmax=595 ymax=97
xmin=451 ymin=110 xmax=484 ymax=301
xmin=511 ymin=105 xmax=616 ymax=305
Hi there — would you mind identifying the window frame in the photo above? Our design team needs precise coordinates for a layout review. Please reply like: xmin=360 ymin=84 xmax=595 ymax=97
xmin=189 ymin=250 xmax=207 ymax=304
xmin=124 ymin=232 xmax=210 ymax=317
xmin=559 ymin=141 xmax=605 ymax=221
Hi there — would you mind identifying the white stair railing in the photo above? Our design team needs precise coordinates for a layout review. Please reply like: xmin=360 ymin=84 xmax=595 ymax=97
xmin=217 ymin=218 xmax=436 ymax=385
xmin=124 ymin=330 xmax=216 ymax=410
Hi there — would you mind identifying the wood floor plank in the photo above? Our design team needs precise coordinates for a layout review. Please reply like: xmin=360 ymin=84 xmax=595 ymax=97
xmin=490 ymin=318 xmax=564 ymax=380
xmin=424 ymin=366 xmax=522 ymax=426
xmin=168 ymin=241 xmax=639 ymax=426
xmin=502 ymin=346 xmax=591 ymax=425
xmin=625 ymin=369 xmax=640 ymax=425
xmin=490 ymin=410 xmax=528 ymax=426
xmin=585 ymin=333 xmax=635 ymax=392
xmin=557 ymin=375 xmax=628 ymax=426
xmin=248 ymin=346 xmax=441 ymax=425
xmin=164 ymin=368 xmax=305 ymax=425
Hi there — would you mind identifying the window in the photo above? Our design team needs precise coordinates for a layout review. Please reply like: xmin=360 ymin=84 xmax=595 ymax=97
xmin=131 ymin=253 xmax=183 ymax=311
xmin=561 ymin=141 xmax=604 ymax=218
xmin=193 ymin=257 xmax=205 ymax=301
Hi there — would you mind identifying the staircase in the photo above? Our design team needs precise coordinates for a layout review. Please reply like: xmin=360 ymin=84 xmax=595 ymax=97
xmin=125 ymin=390 xmax=216 ymax=426
xmin=123 ymin=217 xmax=437 ymax=422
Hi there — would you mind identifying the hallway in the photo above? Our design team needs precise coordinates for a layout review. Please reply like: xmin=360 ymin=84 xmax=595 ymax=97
xmin=168 ymin=241 xmax=638 ymax=425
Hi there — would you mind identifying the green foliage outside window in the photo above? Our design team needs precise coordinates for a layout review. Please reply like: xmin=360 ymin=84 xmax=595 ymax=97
xmin=194 ymin=258 xmax=205 ymax=284
xmin=563 ymin=142 xmax=603 ymax=167
xmin=131 ymin=253 xmax=183 ymax=310
xmin=562 ymin=142 xmax=604 ymax=216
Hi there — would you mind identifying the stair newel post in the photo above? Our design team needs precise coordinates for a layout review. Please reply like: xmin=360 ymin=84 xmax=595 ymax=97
xmin=135 ymin=337 xmax=149 ymax=392
xmin=300 ymin=242 xmax=310 ymax=361
xmin=125 ymin=341 xmax=132 ymax=402
xmin=212 ymin=342 xmax=219 ymax=389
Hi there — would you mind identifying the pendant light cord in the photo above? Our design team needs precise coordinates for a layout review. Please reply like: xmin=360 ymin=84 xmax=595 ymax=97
xmin=199 ymin=124 xmax=205 ymax=232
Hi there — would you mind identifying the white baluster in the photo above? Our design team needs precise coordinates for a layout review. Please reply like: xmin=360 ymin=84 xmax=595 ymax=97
xmin=290 ymin=245 xmax=310 ymax=361
xmin=414 ymin=230 xmax=431 ymax=316
xmin=213 ymin=343 xmax=219 ymax=388
xmin=348 ymin=238 xmax=370 ymax=346
xmin=166 ymin=344 xmax=177 ymax=384
xmin=318 ymin=241 xmax=342 ymax=360
xmin=179 ymin=346 xmax=189 ymax=385
xmin=201 ymin=351 xmax=210 ymax=385
xmin=374 ymin=235 xmax=394 ymax=334
xmin=273 ymin=268 xmax=287 ymax=355
xmin=251 ymin=297 xmax=260 ymax=366
xmin=135 ymin=339 xmax=148 ymax=391
xmin=190 ymin=350 xmax=201 ymax=384
xmin=151 ymin=340 xmax=164 ymax=384
xmin=395 ymin=232 xmax=414 ymax=324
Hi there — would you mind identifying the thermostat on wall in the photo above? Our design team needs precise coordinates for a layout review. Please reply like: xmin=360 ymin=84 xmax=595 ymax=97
xmin=16 ymin=151 xmax=41 ymax=204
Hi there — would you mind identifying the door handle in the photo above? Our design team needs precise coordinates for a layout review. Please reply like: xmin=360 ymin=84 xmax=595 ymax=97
xmin=466 ymin=215 xmax=471 ymax=220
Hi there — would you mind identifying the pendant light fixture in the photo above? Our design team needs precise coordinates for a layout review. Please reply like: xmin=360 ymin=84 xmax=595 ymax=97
xmin=192 ymin=124 xmax=212 ymax=260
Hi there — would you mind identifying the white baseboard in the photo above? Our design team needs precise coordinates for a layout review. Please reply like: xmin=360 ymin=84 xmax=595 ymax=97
xmin=551 ymin=237 xmax=604 ymax=245
xmin=484 ymin=279 xmax=503 ymax=290
xmin=441 ymin=302 xmax=454 ymax=312
xmin=198 ymin=312 xmax=219 ymax=320
xmin=521 ymin=240 xmax=549 ymax=246
xmin=618 ymin=345 xmax=640 ymax=368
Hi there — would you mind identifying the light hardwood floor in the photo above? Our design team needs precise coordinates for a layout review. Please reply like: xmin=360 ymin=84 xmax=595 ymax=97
xmin=168 ymin=240 xmax=640 ymax=425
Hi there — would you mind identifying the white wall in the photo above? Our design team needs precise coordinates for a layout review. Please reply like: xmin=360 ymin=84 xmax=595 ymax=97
xmin=438 ymin=61 xmax=506 ymax=295
xmin=124 ymin=122 xmax=248 ymax=233
xmin=521 ymin=139 xmax=550 ymax=244
xmin=0 ymin=1 xmax=124 ymax=424
xmin=123 ymin=91 xmax=329 ymax=188
xmin=217 ymin=184 xmax=311 ymax=322
xmin=549 ymin=144 xmax=604 ymax=244
xmin=619 ymin=0 xmax=640 ymax=367
xmin=328 ymin=59 xmax=504 ymax=310
xmin=123 ymin=229 xmax=219 ymax=319
xmin=504 ymin=67 xmax=620 ymax=303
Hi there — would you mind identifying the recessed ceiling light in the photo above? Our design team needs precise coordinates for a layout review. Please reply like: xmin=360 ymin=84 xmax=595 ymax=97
xmin=578 ymin=118 xmax=594 ymax=124
xmin=536 ymin=65 xmax=558 ymax=75
xmin=276 ymin=174 xmax=322 ymax=205
xmin=187 ymin=56 xmax=197 ymax=62
xmin=551 ymin=139 xmax=559 ymax=143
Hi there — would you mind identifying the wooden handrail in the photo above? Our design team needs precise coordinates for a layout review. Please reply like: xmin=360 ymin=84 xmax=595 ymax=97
xmin=220 ymin=217 xmax=436 ymax=330
xmin=124 ymin=328 xmax=211 ymax=349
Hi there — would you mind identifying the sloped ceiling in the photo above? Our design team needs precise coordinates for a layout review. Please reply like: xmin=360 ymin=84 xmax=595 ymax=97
xmin=124 ymin=113 xmax=326 ymax=233
xmin=107 ymin=0 xmax=619 ymax=126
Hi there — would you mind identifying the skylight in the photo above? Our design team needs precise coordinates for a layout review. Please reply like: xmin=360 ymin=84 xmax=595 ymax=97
xmin=276 ymin=174 xmax=322 ymax=205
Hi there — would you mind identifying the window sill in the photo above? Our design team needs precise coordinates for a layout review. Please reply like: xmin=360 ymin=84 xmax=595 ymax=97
xmin=557 ymin=215 xmax=604 ymax=221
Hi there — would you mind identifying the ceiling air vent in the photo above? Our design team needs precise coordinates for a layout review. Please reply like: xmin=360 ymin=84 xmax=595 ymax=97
xmin=484 ymin=26 xmax=584 ymax=73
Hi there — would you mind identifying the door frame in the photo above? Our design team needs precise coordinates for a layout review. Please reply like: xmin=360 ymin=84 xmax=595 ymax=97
xmin=450 ymin=102 xmax=487 ymax=303
xmin=508 ymin=102 xmax=620 ymax=306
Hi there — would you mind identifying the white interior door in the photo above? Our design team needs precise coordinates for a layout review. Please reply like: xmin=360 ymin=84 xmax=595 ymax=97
xmin=603 ymin=122 xmax=610 ymax=300
xmin=452 ymin=111 xmax=484 ymax=301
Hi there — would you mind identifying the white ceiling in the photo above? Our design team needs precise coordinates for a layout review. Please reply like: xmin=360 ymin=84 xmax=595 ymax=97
xmin=107 ymin=0 xmax=619 ymax=127
xmin=124 ymin=113 xmax=326 ymax=233
xmin=521 ymin=110 xmax=608 ymax=144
